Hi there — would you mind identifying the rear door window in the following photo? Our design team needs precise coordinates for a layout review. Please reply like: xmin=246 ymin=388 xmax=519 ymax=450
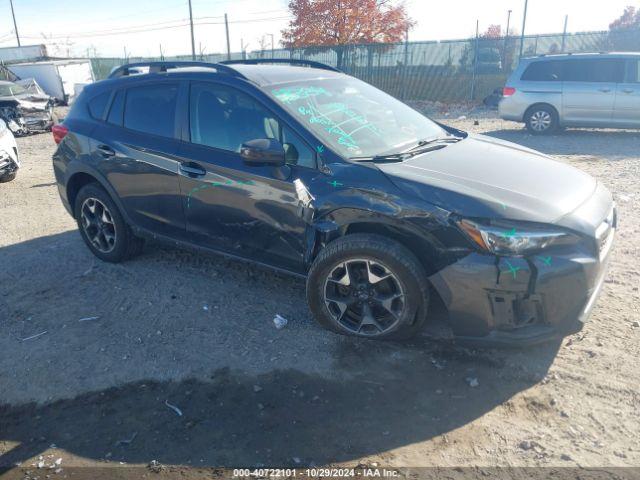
xmin=563 ymin=59 xmax=625 ymax=83
xmin=521 ymin=61 xmax=563 ymax=81
xmin=107 ymin=90 xmax=125 ymax=126
xmin=123 ymin=84 xmax=179 ymax=138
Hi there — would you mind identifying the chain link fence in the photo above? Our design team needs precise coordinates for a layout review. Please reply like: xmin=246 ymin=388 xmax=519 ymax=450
xmin=90 ymin=28 xmax=640 ymax=104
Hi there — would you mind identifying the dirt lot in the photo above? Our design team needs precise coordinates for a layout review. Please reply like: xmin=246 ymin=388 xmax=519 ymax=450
xmin=1 ymin=115 xmax=639 ymax=475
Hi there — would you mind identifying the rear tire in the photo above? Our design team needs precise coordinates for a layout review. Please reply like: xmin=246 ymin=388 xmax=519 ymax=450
xmin=307 ymin=234 xmax=429 ymax=341
xmin=74 ymin=183 xmax=144 ymax=263
xmin=525 ymin=105 xmax=559 ymax=135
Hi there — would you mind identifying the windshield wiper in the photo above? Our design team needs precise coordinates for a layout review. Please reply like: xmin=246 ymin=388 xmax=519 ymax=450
xmin=403 ymin=135 xmax=463 ymax=153
xmin=349 ymin=135 xmax=464 ymax=164
xmin=350 ymin=153 xmax=409 ymax=163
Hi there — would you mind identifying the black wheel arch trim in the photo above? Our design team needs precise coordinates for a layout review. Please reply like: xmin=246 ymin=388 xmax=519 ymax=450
xmin=64 ymin=162 xmax=134 ymax=225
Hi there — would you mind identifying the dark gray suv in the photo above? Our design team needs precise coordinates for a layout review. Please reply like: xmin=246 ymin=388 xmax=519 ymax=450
xmin=52 ymin=60 xmax=616 ymax=345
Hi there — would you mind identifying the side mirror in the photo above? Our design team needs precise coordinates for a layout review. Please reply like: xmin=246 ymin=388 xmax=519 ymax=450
xmin=240 ymin=138 xmax=285 ymax=167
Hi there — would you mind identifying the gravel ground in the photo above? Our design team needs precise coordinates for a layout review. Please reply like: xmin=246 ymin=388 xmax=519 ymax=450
xmin=1 ymin=115 xmax=639 ymax=474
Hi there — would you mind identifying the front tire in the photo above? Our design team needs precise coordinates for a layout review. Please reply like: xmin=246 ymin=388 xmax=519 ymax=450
xmin=74 ymin=183 xmax=144 ymax=262
xmin=525 ymin=105 xmax=559 ymax=135
xmin=307 ymin=234 xmax=429 ymax=340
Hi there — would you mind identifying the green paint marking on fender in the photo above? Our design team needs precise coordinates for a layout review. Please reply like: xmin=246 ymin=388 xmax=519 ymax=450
xmin=502 ymin=227 xmax=517 ymax=238
xmin=538 ymin=256 xmax=552 ymax=266
xmin=328 ymin=180 xmax=344 ymax=188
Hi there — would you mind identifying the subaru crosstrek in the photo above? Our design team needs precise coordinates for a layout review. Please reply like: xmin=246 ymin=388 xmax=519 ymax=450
xmin=52 ymin=60 xmax=616 ymax=345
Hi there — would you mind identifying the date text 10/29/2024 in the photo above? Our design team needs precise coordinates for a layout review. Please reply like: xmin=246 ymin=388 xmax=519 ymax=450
xmin=233 ymin=468 xmax=401 ymax=478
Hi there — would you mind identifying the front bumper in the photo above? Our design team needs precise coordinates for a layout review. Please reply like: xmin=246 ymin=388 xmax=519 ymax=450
xmin=429 ymin=211 xmax=616 ymax=347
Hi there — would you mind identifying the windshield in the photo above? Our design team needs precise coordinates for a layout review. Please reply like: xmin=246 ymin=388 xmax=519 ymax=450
xmin=0 ymin=83 xmax=27 ymax=97
xmin=267 ymin=78 xmax=445 ymax=158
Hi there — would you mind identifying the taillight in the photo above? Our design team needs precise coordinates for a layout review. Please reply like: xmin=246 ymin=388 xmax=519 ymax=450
xmin=503 ymin=87 xmax=516 ymax=96
xmin=52 ymin=124 xmax=68 ymax=145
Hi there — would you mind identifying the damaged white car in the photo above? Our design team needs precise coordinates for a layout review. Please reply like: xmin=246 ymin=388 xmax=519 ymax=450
xmin=0 ymin=118 xmax=19 ymax=183
xmin=0 ymin=80 xmax=56 ymax=135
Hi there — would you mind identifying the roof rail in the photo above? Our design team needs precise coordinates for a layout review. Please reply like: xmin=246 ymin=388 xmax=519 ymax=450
xmin=220 ymin=58 xmax=341 ymax=73
xmin=108 ymin=61 xmax=246 ymax=79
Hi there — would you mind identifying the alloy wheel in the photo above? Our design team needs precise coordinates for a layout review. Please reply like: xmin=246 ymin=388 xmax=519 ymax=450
xmin=80 ymin=197 xmax=117 ymax=253
xmin=529 ymin=110 xmax=552 ymax=132
xmin=323 ymin=259 xmax=405 ymax=336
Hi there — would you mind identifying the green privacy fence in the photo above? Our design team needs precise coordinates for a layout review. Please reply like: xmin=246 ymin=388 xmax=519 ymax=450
xmin=90 ymin=28 xmax=640 ymax=103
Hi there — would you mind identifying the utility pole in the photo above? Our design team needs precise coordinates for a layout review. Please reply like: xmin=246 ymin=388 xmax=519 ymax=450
xmin=224 ymin=13 xmax=231 ymax=61
xmin=470 ymin=19 xmax=479 ymax=101
xmin=561 ymin=14 xmax=569 ymax=52
xmin=188 ymin=0 xmax=196 ymax=61
xmin=160 ymin=44 xmax=164 ymax=61
xmin=241 ymin=38 xmax=248 ymax=60
xmin=9 ymin=0 xmax=21 ymax=47
xmin=519 ymin=0 xmax=529 ymax=60
xmin=503 ymin=9 xmax=512 ymax=71
xmin=268 ymin=33 xmax=275 ymax=58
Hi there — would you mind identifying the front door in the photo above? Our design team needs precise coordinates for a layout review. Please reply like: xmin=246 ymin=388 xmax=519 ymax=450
xmin=613 ymin=58 xmax=640 ymax=127
xmin=562 ymin=58 xmax=624 ymax=126
xmin=177 ymin=81 xmax=320 ymax=273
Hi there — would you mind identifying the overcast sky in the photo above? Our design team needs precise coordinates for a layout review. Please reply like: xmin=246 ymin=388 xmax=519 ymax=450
xmin=0 ymin=0 xmax=636 ymax=57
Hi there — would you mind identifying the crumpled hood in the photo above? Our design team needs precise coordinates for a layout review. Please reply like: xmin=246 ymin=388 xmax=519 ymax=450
xmin=378 ymin=133 xmax=597 ymax=224
xmin=15 ymin=93 xmax=51 ymax=112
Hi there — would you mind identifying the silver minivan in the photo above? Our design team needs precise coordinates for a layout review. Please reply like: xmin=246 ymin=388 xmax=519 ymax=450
xmin=499 ymin=53 xmax=640 ymax=134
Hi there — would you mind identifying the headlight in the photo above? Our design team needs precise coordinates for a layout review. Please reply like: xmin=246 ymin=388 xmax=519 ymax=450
xmin=457 ymin=219 xmax=576 ymax=256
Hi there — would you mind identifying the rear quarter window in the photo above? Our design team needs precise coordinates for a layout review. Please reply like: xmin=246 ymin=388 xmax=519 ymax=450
xmin=87 ymin=91 xmax=111 ymax=120
xmin=123 ymin=84 xmax=179 ymax=138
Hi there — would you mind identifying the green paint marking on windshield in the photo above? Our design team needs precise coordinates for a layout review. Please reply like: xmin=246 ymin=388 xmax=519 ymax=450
xmin=271 ymin=86 xmax=331 ymax=104
xmin=502 ymin=260 xmax=522 ymax=279
xmin=295 ymin=101 xmax=382 ymax=152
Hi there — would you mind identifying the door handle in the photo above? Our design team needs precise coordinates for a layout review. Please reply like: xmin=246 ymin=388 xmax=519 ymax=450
xmin=598 ymin=88 xmax=611 ymax=93
xmin=622 ymin=88 xmax=634 ymax=94
xmin=179 ymin=163 xmax=206 ymax=177
xmin=97 ymin=145 xmax=115 ymax=157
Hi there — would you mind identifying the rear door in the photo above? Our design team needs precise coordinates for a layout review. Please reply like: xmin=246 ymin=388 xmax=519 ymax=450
xmin=176 ymin=81 xmax=319 ymax=273
xmin=90 ymin=80 xmax=186 ymax=237
xmin=613 ymin=57 xmax=640 ymax=127
xmin=562 ymin=58 xmax=625 ymax=126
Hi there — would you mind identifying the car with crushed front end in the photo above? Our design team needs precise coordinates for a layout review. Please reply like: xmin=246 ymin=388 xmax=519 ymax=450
xmin=0 ymin=118 xmax=19 ymax=183
xmin=0 ymin=80 xmax=56 ymax=135
xmin=52 ymin=60 xmax=616 ymax=345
